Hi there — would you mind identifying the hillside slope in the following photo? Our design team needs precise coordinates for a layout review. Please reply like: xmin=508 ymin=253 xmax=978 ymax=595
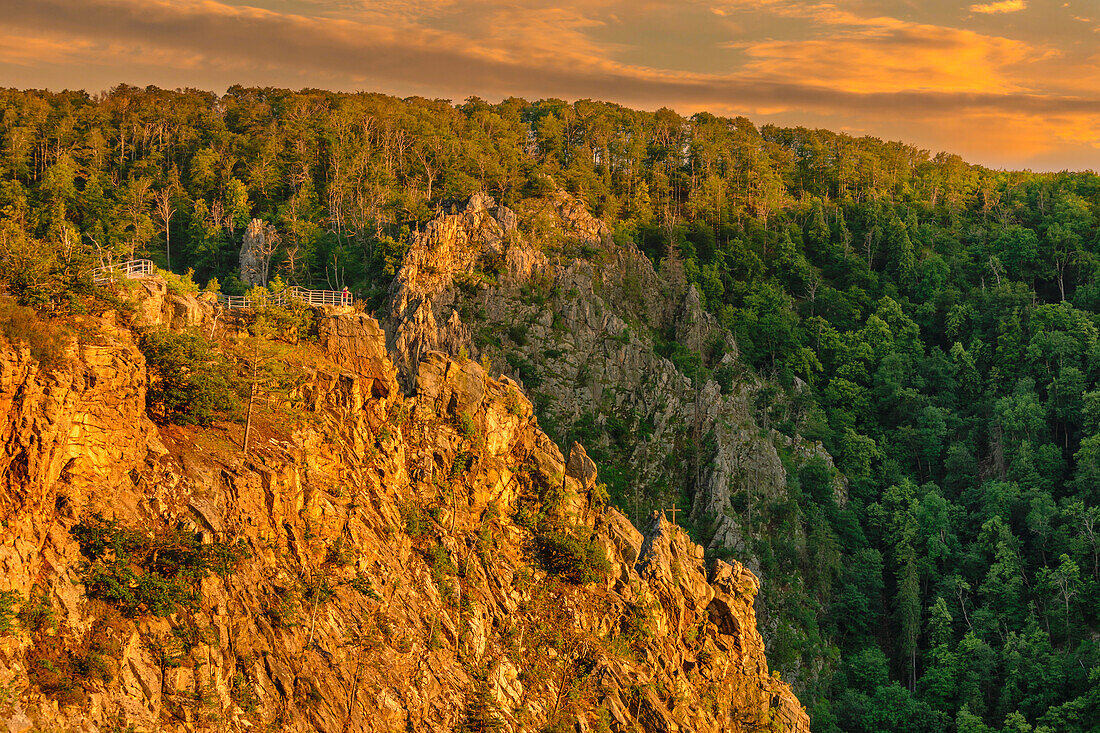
xmin=0 ymin=282 xmax=809 ymax=732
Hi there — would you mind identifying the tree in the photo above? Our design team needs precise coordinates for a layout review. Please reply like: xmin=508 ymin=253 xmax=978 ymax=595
xmin=154 ymin=185 xmax=177 ymax=271
xmin=896 ymin=526 xmax=921 ymax=693
xmin=138 ymin=329 xmax=237 ymax=426
xmin=1037 ymin=554 xmax=1080 ymax=645
xmin=885 ymin=216 xmax=915 ymax=286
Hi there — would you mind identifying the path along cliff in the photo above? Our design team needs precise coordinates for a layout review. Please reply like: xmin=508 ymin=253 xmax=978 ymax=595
xmin=0 ymin=279 xmax=809 ymax=731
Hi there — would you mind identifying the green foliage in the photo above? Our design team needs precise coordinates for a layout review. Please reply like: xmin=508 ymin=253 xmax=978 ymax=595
xmin=246 ymin=278 xmax=315 ymax=343
xmin=401 ymin=502 xmax=430 ymax=539
xmin=158 ymin=267 xmax=199 ymax=296
xmin=450 ymin=450 xmax=473 ymax=478
xmin=455 ymin=411 xmax=479 ymax=440
xmin=426 ymin=544 xmax=456 ymax=597
xmin=0 ymin=590 xmax=18 ymax=635
xmin=28 ymin=655 xmax=84 ymax=706
xmin=139 ymin=328 xmax=238 ymax=425
xmin=17 ymin=592 xmax=56 ymax=634
xmin=5 ymin=85 xmax=1100 ymax=729
xmin=231 ymin=671 xmax=259 ymax=714
xmin=0 ymin=224 xmax=98 ymax=314
xmin=533 ymin=521 xmax=611 ymax=585
xmin=70 ymin=513 xmax=246 ymax=617
xmin=507 ymin=323 xmax=528 ymax=346
xmin=0 ymin=298 xmax=68 ymax=369
xmin=506 ymin=352 xmax=541 ymax=387
xmin=460 ymin=674 xmax=504 ymax=733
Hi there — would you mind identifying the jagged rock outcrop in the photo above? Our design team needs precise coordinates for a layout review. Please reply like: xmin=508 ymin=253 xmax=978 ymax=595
xmin=240 ymin=218 xmax=278 ymax=287
xmin=384 ymin=192 xmax=822 ymax=562
xmin=130 ymin=278 xmax=218 ymax=331
xmin=382 ymin=192 xmax=847 ymax=693
xmin=389 ymin=193 xmax=521 ymax=381
xmin=0 ymin=284 xmax=808 ymax=732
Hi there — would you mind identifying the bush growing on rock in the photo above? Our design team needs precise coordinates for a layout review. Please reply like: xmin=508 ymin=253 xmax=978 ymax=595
xmin=245 ymin=278 xmax=315 ymax=344
xmin=534 ymin=522 xmax=611 ymax=585
xmin=138 ymin=328 xmax=238 ymax=425
xmin=17 ymin=592 xmax=55 ymax=634
xmin=459 ymin=671 xmax=504 ymax=733
xmin=70 ymin=513 xmax=246 ymax=618
xmin=0 ymin=590 xmax=18 ymax=635
xmin=0 ymin=298 xmax=69 ymax=369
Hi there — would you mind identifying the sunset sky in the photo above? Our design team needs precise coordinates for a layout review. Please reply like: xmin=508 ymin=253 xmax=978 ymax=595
xmin=1 ymin=0 xmax=1099 ymax=171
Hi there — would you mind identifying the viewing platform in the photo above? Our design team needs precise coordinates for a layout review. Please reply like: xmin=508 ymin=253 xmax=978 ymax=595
xmin=92 ymin=259 xmax=354 ymax=308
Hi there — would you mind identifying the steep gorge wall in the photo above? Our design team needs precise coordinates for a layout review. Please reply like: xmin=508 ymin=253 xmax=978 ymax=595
xmin=0 ymin=288 xmax=808 ymax=732
xmin=385 ymin=193 xmax=845 ymax=567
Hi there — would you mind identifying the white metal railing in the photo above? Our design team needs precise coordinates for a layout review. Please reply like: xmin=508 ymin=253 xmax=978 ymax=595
xmin=93 ymin=260 xmax=353 ymax=309
xmin=216 ymin=286 xmax=353 ymax=310
xmin=92 ymin=258 xmax=155 ymax=285
xmin=286 ymin=287 xmax=353 ymax=307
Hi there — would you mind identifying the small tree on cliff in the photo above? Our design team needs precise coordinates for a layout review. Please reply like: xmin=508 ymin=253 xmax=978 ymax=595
xmin=139 ymin=329 xmax=237 ymax=426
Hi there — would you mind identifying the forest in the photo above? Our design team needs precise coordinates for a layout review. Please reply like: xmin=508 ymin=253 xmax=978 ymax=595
xmin=1 ymin=85 xmax=1099 ymax=732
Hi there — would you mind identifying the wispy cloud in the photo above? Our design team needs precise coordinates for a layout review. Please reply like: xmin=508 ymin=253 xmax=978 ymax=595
xmin=0 ymin=0 xmax=1096 ymax=169
xmin=970 ymin=0 xmax=1026 ymax=14
xmin=731 ymin=21 xmax=1043 ymax=95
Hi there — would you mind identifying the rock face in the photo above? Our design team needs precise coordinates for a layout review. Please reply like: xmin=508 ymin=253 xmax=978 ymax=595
xmin=0 ymin=285 xmax=808 ymax=732
xmin=384 ymin=192 xmax=840 ymax=569
xmin=240 ymin=218 xmax=278 ymax=287
xmin=388 ymin=193 xmax=520 ymax=381
xmin=131 ymin=278 xmax=219 ymax=331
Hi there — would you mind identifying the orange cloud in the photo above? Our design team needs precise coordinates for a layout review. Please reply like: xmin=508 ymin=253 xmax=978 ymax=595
xmin=970 ymin=0 xmax=1026 ymax=14
xmin=0 ymin=34 xmax=86 ymax=65
xmin=732 ymin=24 xmax=1041 ymax=94
xmin=0 ymin=0 xmax=1097 ymax=169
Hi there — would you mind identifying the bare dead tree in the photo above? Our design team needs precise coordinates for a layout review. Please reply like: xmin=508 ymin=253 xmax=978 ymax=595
xmin=154 ymin=185 xmax=176 ymax=270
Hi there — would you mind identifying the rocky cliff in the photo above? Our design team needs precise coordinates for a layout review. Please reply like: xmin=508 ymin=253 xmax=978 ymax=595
xmin=385 ymin=192 xmax=845 ymax=570
xmin=0 ymin=284 xmax=809 ymax=732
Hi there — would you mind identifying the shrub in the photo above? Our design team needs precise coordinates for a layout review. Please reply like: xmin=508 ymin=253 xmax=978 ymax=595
xmin=0 ymin=590 xmax=18 ymax=635
xmin=157 ymin=267 xmax=199 ymax=296
xmin=534 ymin=522 xmax=611 ymax=585
xmin=451 ymin=450 xmax=473 ymax=478
xmin=460 ymin=672 xmax=504 ymax=733
xmin=138 ymin=328 xmax=238 ymax=425
xmin=477 ymin=250 xmax=505 ymax=280
xmin=609 ymin=328 xmax=631 ymax=345
xmin=401 ymin=502 xmax=430 ymax=539
xmin=505 ymin=353 xmax=541 ymax=387
xmin=231 ymin=671 xmax=259 ymax=714
xmin=655 ymin=337 xmax=705 ymax=380
xmin=591 ymin=482 xmax=610 ymax=507
xmin=265 ymin=591 xmax=300 ymax=629
xmin=427 ymin=545 xmax=455 ymax=590
xmin=347 ymin=573 xmax=380 ymax=600
xmin=455 ymin=411 xmax=479 ymax=440
xmin=300 ymin=574 xmax=336 ymax=606
xmin=0 ymin=299 xmax=68 ymax=369
xmin=714 ymin=361 xmax=737 ymax=394
xmin=507 ymin=324 xmax=529 ymax=345
xmin=29 ymin=655 xmax=83 ymax=706
xmin=70 ymin=513 xmax=246 ymax=618
xmin=505 ymin=390 xmax=524 ymax=417
xmin=324 ymin=537 xmax=353 ymax=567
xmin=246 ymin=280 xmax=315 ymax=344
xmin=17 ymin=592 xmax=55 ymax=634
xmin=24 ymin=611 xmax=127 ymax=707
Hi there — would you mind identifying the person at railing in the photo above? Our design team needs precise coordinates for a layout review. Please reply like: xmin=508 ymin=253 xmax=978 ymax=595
xmin=341 ymin=286 xmax=349 ymax=306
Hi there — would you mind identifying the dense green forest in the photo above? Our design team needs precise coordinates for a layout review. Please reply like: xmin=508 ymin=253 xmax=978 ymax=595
xmin=2 ymin=85 xmax=1100 ymax=732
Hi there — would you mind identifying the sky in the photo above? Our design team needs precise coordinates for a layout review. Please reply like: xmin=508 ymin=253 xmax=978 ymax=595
xmin=1 ymin=0 xmax=1099 ymax=171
